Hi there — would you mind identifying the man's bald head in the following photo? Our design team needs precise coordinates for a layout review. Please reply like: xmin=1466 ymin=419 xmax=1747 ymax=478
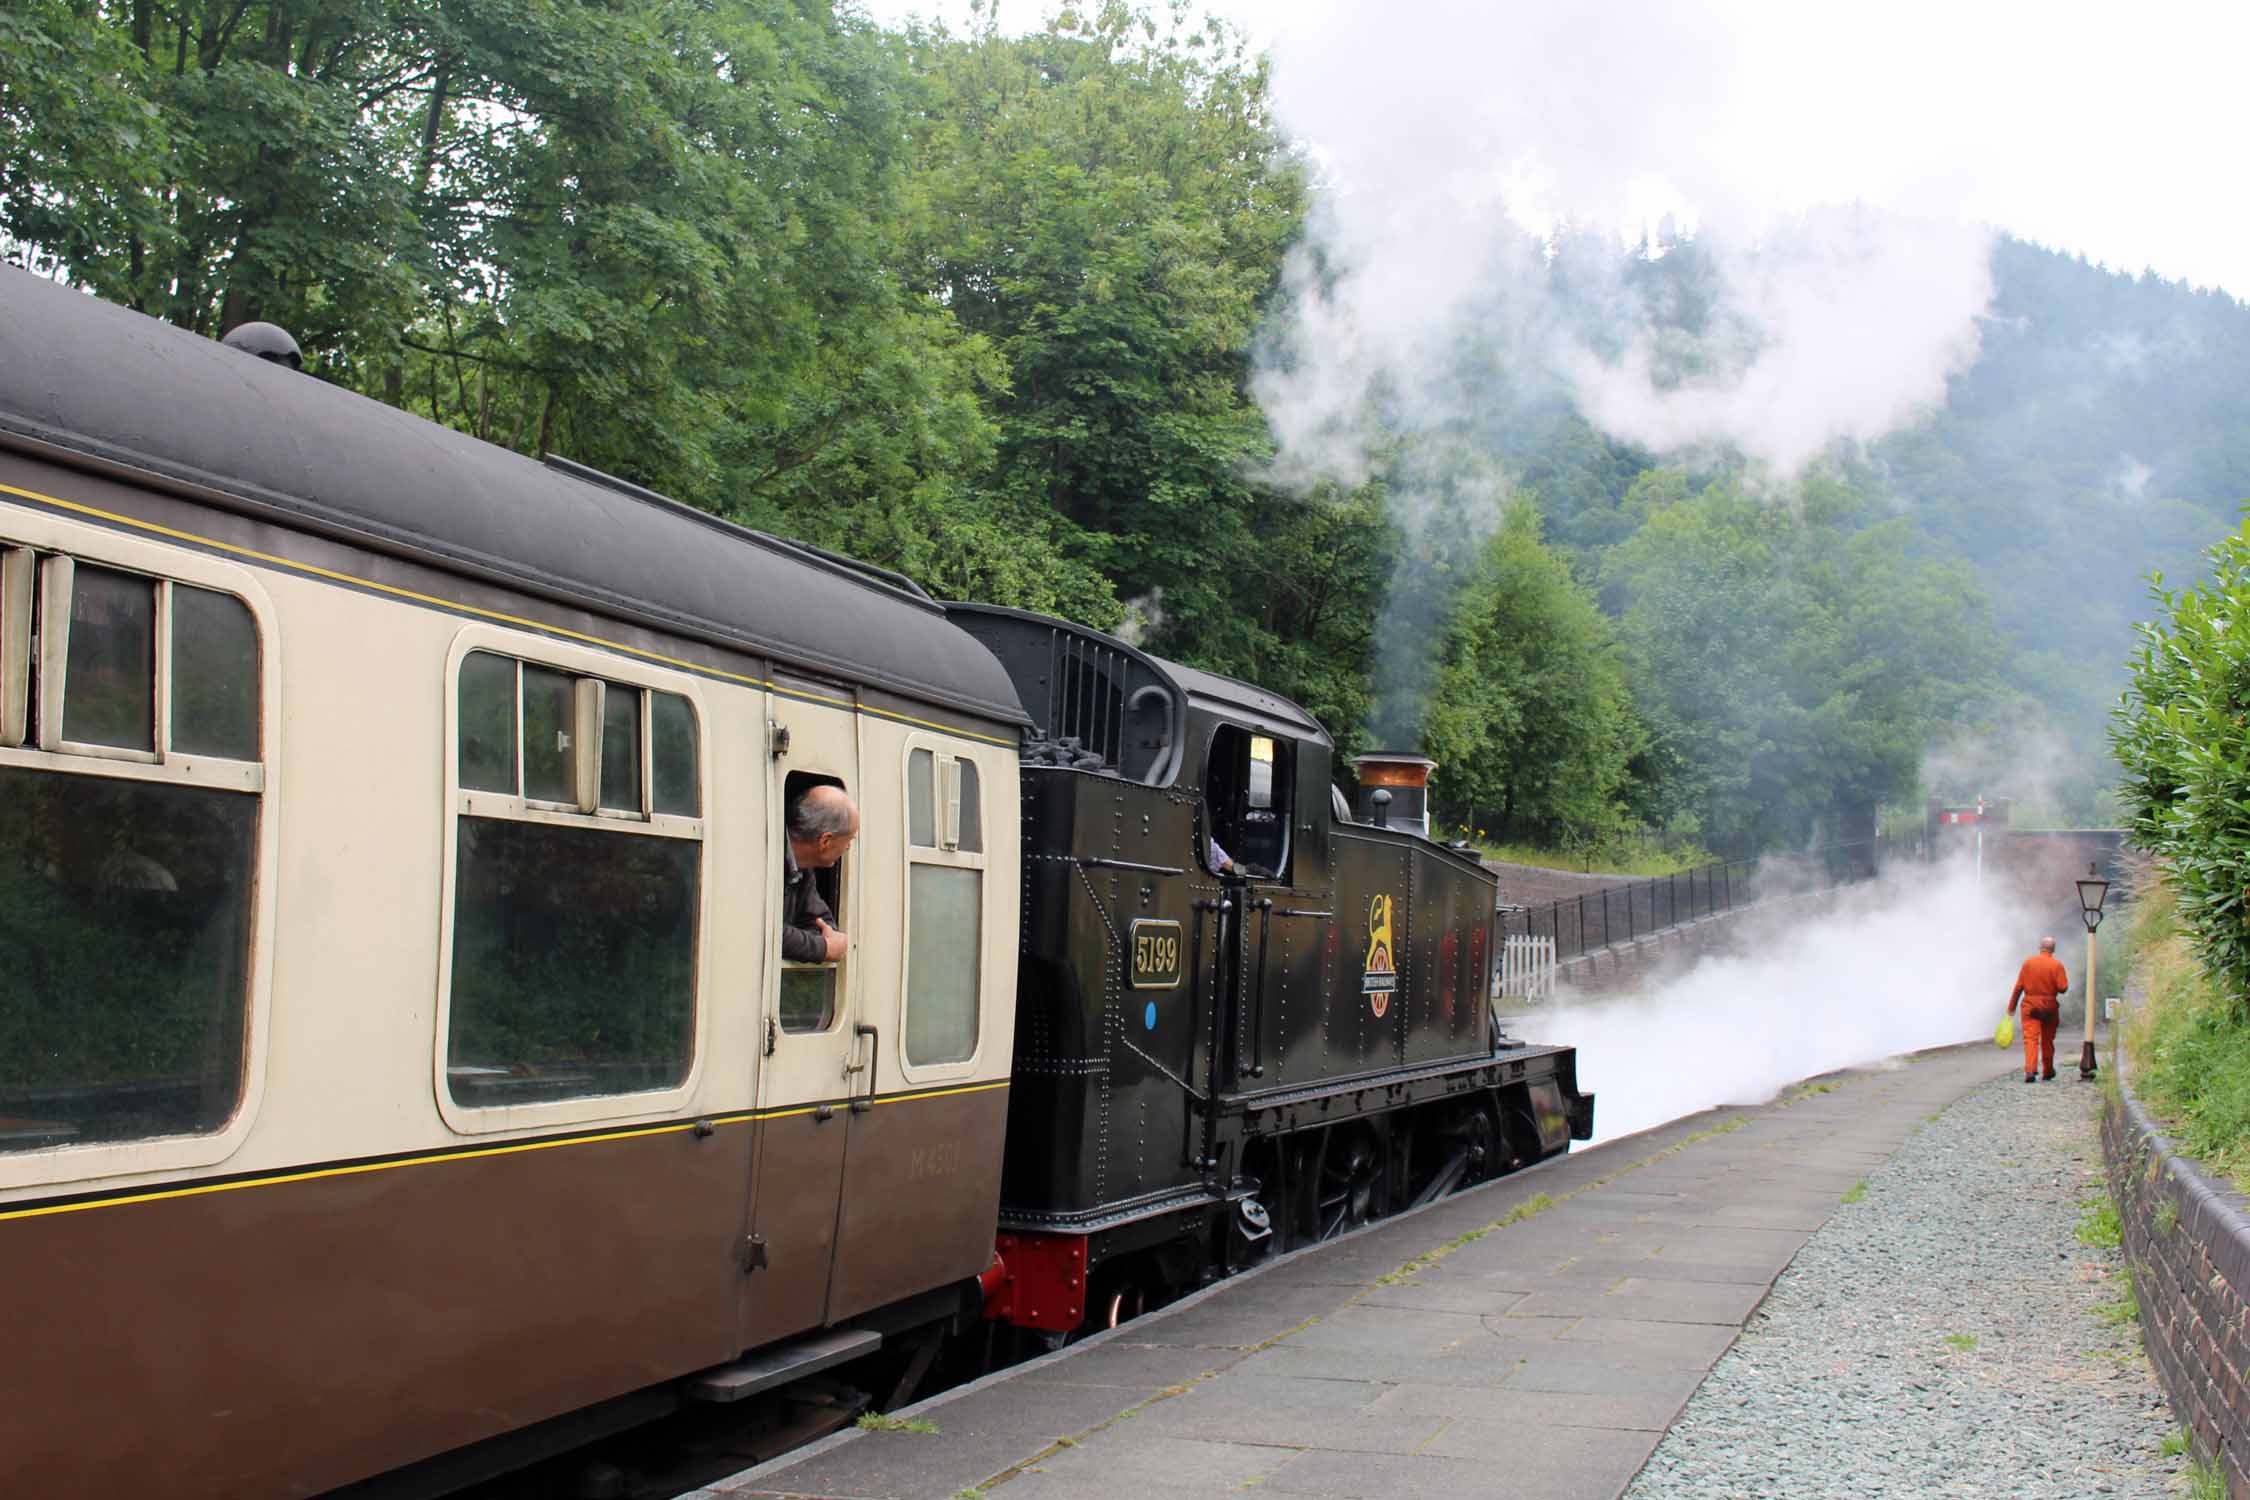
xmin=789 ymin=785 xmax=860 ymax=868
xmin=2039 ymin=936 xmax=2056 ymax=953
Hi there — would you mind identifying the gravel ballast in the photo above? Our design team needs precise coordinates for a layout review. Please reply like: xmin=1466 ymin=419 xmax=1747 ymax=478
xmin=1624 ymin=1069 xmax=2185 ymax=1498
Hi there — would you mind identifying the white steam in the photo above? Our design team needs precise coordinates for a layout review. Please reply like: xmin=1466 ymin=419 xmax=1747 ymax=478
xmin=1255 ymin=2 xmax=1999 ymax=481
xmin=1518 ymin=856 xmax=2031 ymax=1144
xmin=1562 ymin=212 xmax=1994 ymax=474
xmin=1115 ymin=586 xmax=1167 ymax=648
xmin=1251 ymin=0 xmax=2001 ymax=739
xmin=2114 ymin=455 xmax=2154 ymax=502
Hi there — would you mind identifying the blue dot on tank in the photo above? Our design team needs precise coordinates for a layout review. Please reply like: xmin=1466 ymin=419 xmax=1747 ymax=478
xmin=1144 ymin=1001 xmax=1158 ymax=1031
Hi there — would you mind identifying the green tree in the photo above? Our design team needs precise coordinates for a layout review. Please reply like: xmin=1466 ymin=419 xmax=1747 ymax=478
xmin=1605 ymin=471 xmax=1994 ymax=849
xmin=1422 ymin=499 xmax=1644 ymax=844
xmin=901 ymin=1 xmax=1308 ymax=643
xmin=2114 ymin=529 xmax=2250 ymax=997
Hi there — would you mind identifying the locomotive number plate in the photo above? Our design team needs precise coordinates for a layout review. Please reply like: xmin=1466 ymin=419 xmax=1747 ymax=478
xmin=1128 ymin=919 xmax=1184 ymax=990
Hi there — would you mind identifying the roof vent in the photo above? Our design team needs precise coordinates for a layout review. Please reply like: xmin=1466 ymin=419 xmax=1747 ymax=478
xmin=219 ymin=321 xmax=303 ymax=371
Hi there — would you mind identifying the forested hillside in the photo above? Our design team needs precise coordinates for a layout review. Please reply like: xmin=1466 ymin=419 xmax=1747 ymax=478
xmin=5 ymin=0 xmax=2243 ymax=853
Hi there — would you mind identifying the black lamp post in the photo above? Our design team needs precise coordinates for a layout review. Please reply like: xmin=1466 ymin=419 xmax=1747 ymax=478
xmin=2075 ymin=862 xmax=2110 ymax=1080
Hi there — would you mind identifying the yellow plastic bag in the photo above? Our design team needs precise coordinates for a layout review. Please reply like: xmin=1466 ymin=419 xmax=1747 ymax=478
xmin=1995 ymin=1015 xmax=2015 ymax=1049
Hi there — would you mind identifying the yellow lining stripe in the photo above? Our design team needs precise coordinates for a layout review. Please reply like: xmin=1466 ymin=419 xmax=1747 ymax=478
xmin=0 ymin=479 xmax=1017 ymax=747
xmin=0 ymin=1080 xmax=1010 ymax=1223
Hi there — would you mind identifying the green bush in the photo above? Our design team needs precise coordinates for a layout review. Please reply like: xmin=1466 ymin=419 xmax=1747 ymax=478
xmin=2114 ymin=526 xmax=2250 ymax=997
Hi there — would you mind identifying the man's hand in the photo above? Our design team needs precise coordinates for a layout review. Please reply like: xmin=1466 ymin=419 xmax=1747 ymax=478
xmin=817 ymin=917 xmax=849 ymax=962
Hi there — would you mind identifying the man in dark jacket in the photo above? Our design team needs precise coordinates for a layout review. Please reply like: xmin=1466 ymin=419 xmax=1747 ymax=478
xmin=783 ymin=784 xmax=856 ymax=963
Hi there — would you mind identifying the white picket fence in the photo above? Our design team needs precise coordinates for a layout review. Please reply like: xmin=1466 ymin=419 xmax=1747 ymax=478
xmin=1495 ymin=933 xmax=1558 ymax=1004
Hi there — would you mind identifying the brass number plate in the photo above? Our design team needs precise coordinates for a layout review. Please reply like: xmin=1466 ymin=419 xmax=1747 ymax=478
xmin=1128 ymin=918 xmax=1184 ymax=990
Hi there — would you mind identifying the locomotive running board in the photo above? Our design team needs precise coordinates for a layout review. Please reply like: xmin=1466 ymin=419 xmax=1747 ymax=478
xmin=686 ymin=1329 xmax=883 ymax=1404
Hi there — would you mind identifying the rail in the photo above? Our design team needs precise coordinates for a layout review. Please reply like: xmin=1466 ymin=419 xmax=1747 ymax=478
xmin=1494 ymin=838 xmax=1882 ymax=971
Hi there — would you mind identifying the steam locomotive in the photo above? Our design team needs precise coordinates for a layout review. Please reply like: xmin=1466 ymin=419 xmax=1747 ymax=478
xmin=0 ymin=266 xmax=1588 ymax=1498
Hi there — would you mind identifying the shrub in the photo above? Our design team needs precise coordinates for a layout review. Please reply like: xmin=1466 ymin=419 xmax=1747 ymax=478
xmin=2113 ymin=527 xmax=2250 ymax=998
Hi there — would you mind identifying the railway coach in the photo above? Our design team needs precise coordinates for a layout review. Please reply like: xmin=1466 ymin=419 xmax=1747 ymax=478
xmin=0 ymin=266 xmax=1587 ymax=1497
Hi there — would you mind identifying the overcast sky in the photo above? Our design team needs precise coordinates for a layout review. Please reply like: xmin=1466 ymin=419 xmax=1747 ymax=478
xmin=862 ymin=0 xmax=2250 ymax=300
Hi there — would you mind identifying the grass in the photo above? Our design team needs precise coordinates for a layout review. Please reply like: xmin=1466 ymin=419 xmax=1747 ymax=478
xmin=1377 ymin=1193 xmax=1557 ymax=1285
xmin=1471 ymin=834 xmax=1710 ymax=878
xmin=2154 ymin=1198 xmax=2180 ymax=1235
xmin=1841 ymin=1181 xmax=1867 ymax=1204
xmin=2187 ymin=1455 xmax=2227 ymax=1500
xmin=857 ymin=1412 xmax=941 ymax=1435
xmin=2118 ymin=877 xmax=2250 ymax=1190
xmin=1375 ymin=1111 xmax=1761 ymax=1288
xmin=2091 ymin=1268 xmax=2140 ymax=1329
xmin=1942 ymin=1332 xmax=1977 ymax=1352
xmin=2076 ymin=1195 xmax=2122 ymax=1249
xmin=2161 ymin=1428 xmax=2193 ymax=1458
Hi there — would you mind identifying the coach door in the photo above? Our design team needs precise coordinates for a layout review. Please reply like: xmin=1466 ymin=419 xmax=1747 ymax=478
xmin=738 ymin=681 xmax=862 ymax=1349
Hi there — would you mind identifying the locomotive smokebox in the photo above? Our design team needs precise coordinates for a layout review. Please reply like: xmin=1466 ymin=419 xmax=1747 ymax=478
xmin=1353 ymin=751 xmax=1437 ymax=838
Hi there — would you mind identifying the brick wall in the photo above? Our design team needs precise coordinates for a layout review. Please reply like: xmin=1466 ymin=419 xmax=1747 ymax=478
xmin=2105 ymin=1063 xmax=2250 ymax=1496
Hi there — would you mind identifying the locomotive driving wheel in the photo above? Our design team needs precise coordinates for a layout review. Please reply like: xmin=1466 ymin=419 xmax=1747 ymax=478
xmin=1458 ymin=1108 xmax=1497 ymax=1185
xmin=1315 ymin=1126 xmax=1383 ymax=1240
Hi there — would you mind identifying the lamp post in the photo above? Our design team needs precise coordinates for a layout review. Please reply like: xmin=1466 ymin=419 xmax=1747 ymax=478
xmin=2075 ymin=861 xmax=2111 ymax=1080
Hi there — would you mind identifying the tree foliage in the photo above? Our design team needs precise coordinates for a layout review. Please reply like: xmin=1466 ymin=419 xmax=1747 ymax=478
xmin=902 ymin=3 xmax=1309 ymax=639
xmin=4 ymin=0 xmax=2109 ymax=861
xmin=2113 ymin=528 xmax=2250 ymax=999
xmin=1422 ymin=499 xmax=1642 ymax=844
xmin=1604 ymin=471 xmax=1994 ymax=850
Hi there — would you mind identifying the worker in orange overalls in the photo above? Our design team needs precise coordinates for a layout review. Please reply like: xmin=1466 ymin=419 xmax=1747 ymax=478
xmin=2008 ymin=936 xmax=2070 ymax=1083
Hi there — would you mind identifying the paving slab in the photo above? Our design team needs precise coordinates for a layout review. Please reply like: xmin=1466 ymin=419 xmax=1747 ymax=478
xmin=706 ymin=1042 xmax=2009 ymax=1500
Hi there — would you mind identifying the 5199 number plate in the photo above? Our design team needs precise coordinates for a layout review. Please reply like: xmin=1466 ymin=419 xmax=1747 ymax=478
xmin=1128 ymin=918 xmax=1184 ymax=990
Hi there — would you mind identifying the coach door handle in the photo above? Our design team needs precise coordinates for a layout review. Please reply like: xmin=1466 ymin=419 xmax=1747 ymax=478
xmin=851 ymin=1023 xmax=879 ymax=1113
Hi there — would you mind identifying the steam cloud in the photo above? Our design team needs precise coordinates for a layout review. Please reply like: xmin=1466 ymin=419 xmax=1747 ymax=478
xmin=1250 ymin=0 xmax=2000 ymax=737
xmin=1517 ymin=856 xmax=2038 ymax=1144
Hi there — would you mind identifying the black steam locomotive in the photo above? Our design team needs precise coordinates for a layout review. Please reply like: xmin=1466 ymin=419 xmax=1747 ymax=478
xmin=956 ymin=608 xmax=1592 ymax=1337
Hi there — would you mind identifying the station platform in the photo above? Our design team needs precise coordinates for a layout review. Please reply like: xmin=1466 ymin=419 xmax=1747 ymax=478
xmin=699 ymin=1043 xmax=2008 ymax=1500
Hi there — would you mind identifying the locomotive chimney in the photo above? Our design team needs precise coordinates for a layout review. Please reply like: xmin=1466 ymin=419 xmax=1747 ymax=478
xmin=1353 ymin=751 xmax=1437 ymax=838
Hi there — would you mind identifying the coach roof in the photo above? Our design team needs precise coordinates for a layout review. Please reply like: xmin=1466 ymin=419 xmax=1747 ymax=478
xmin=0 ymin=269 xmax=1028 ymax=728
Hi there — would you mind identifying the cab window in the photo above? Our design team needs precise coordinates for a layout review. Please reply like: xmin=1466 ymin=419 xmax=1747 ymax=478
xmin=1204 ymin=725 xmax=1293 ymax=882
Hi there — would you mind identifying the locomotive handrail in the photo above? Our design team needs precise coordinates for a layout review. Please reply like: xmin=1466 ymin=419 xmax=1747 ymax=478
xmin=1241 ymin=898 xmax=1273 ymax=1079
xmin=1271 ymin=907 xmax=1333 ymax=920
xmin=1074 ymin=855 xmax=1187 ymax=877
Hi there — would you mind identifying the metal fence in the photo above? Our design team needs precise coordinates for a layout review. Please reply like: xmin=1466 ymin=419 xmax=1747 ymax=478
xmin=1495 ymin=838 xmax=1882 ymax=966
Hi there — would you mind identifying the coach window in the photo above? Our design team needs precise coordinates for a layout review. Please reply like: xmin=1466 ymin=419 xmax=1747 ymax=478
xmin=445 ymin=648 xmax=703 ymax=1109
xmin=779 ymin=769 xmax=850 ymax=1035
xmin=902 ymin=743 xmax=985 ymax=1069
xmin=0 ymin=544 xmax=264 ymax=1156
